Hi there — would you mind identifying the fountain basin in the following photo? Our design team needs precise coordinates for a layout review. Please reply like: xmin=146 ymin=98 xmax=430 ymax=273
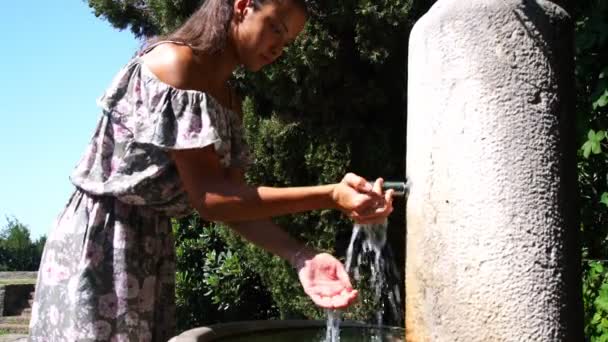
xmin=169 ymin=320 xmax=404 ymax=342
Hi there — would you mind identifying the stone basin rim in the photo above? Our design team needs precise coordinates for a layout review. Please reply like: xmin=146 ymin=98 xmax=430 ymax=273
xmin=169 ymin=319 xmax=404 ymax=342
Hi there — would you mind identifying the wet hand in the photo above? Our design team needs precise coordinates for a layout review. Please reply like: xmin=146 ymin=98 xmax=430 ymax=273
xmin=331 ymin=173 xmax=394 ymax=224
xmin=297 ymin=253 xmax=358 ymax=309
xmin=354 ymin=177 xmax=394 ymax=224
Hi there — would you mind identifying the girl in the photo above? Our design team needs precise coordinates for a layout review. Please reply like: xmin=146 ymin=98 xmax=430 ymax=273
xmin=29 ymin=0 xmax=394 ymax=340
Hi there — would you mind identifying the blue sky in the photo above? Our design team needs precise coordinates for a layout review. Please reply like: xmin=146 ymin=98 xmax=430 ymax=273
xmin=0 ymin=1 xmax=140 ymax=239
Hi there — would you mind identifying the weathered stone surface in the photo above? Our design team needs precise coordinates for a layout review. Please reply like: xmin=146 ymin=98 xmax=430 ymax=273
xmin=0 ymin=273 xmax=37 ymax=281
xmin=0 ymin=335 xmax=28 ymax=342
xmin=405 ymin=0 xmax=581 ymax=341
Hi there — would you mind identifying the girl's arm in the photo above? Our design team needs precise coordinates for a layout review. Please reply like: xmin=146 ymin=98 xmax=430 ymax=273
xmin=228 ymin=219 xmax=316 ymax=268
xmin=170 ymin=148 xmax=387 ymax=222
xmin=222 ymin=168 xmax=359 ymax=309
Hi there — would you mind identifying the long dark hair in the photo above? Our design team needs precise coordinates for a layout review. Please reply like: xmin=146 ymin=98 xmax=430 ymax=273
xmin=148 ymin=0 xmax=308 ymax=55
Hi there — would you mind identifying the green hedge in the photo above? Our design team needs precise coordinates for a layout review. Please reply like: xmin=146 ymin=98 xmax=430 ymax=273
xmin=575 ymin=1 xmax=608 ymax=340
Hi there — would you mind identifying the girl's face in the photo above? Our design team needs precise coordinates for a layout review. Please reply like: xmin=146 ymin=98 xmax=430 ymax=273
xmin=231 ymin=0 xmax=307 ymax=71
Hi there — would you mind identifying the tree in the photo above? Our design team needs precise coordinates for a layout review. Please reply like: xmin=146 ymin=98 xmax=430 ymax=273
xmin=87 ymin=0 xmax=202 ymax=38
xmin=0 ymin=216 xmax=45 ymax=271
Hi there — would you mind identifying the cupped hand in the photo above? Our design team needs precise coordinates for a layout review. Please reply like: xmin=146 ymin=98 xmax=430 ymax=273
xmin=331 ymin=173 xmax=394 ymax=224
xmin=297 ymin=253 xmax=358 ymax=309
xmin=354 ymin=177 xmax=394 ymax=224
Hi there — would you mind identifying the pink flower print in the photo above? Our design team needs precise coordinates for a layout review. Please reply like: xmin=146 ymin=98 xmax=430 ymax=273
xmin=64 ymin=326 xmax=80 ymax=341
xmin=117 ymin=296 xmax=129 ymax=317
xmin=49 ymin=305 xmax=62 ymax=326
xmin=112 ymin=224 xmax=133 ymax=249
xmin=99 ymin=293 xmax=119 ymax=319
xmin=110 ymin=156 xmax=121 ymax=173
xmin=115 ymin=100 xmax=131 ymax=116
xmin=113 ymin=123 xmax=131 ymax=141
xmin=179 ymin=130 xmax=199 ymax=146
xmin=125 ymin=311 xmax=139 ymax=326
xmin=93 ymin=320 xmax=112 ymax=340
xmin=138 ymin=276 xmax=156 ymax=312
xmin=44 ymin=249 xmax=56 ymax=262
xmin=82 ymin=323 xmax=97 ymax=339
xmin=41 ymin=261 xmax=70 ymax=286
xmin=83 ymin=242 xmax=104 ymax=268
xmin=111 ymin=334 xmax=130 ymax=342
xmin=138 ymin=320 xmax=152 ymax=342
xmin=190 ymin=130 xmax=201 ymax=141
xmin=143 ymin=236 xmax=156 ymax=255
xmin=115 ymin=273 xmax=139 ymax=300
xmin=41 ymin=264 xmax=54 ymax=284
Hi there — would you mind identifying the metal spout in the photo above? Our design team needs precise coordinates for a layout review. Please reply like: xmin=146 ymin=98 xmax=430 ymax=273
xmin=382 ymin=180 xmax=409 ymax=197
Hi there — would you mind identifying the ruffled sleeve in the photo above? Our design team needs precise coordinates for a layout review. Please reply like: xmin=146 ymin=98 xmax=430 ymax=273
xmin=97 ymin=59 xmax=240 ymax=161
xmin=70 ymin=58 xmax=251 ymax=210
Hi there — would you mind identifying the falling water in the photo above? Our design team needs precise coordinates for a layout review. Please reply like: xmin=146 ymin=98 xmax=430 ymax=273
xmin=346 ymin=221 xmax=402 ymax=328
xmin=324 ymin=180 xmax=408 ymax=342
xmin=324 ymin=220 xmax=403 ymax=342
xmin=325 ymin=309 xmax=342 ymax=342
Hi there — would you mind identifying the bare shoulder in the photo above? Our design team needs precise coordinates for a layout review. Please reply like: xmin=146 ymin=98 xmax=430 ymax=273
xmin=140 ymin=43 xmax=197 ymax=89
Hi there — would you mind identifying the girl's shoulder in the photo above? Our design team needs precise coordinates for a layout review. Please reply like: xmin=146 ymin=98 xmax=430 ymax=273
xmin=139 ymin=42 xmax=198 ymax=91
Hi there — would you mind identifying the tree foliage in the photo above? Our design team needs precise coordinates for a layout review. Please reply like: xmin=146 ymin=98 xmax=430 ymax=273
xmin=172 ymin=216 xmax=277 ymax=332
xmin=576 ymin=0 xmax=608 ymax=259
xmin=0 ymin=217 xmax=46 ymax=272
xmin=574 ymin=0 xmax=608 ymax=339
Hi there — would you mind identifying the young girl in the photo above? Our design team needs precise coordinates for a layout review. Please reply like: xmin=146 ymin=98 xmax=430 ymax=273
xmin=29 ymin=0 xmax=394 ymax=340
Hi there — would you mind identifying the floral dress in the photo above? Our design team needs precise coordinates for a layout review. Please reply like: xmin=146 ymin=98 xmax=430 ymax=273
xmin=29 ymin=42 xmax=250 ymax=342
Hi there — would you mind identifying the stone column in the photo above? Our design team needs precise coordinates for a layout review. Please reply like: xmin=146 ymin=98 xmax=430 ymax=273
xmin=405 ymin=0 xmax=581 ymax=341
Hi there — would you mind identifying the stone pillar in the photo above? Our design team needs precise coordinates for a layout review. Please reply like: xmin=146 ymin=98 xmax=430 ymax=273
xmin=405 ymin=0 xmax=581 ymax=341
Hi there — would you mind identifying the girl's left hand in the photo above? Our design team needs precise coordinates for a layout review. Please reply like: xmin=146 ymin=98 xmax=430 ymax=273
xmin=296 ymin=253 xmax=358 ymax=309
xmin=332 ymin=174 xmax=394 ymax=224
xmin=353 ymin=177 xmax=394 ymax=225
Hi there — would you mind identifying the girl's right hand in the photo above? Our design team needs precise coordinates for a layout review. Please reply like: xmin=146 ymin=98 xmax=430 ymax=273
xmin=297 ymin=252 xmax=359 ymax=309
xmin=331 ymin=173 xmax=394 ymax=224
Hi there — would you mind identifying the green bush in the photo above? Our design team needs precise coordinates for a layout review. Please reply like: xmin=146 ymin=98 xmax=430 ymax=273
xmin=584 ymin=260 xmax=608 ymax=340
xmin=576 ymin=0 xmax=608 ymax=259
xmin=173 ymin=216 xmax=277 ymax=332
xmin=574 ymin=0 xmax=608 ymax=339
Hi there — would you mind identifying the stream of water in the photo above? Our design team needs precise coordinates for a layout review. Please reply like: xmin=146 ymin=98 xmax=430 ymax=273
xmin=324 ymin=220 xmax=403 ymax=342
